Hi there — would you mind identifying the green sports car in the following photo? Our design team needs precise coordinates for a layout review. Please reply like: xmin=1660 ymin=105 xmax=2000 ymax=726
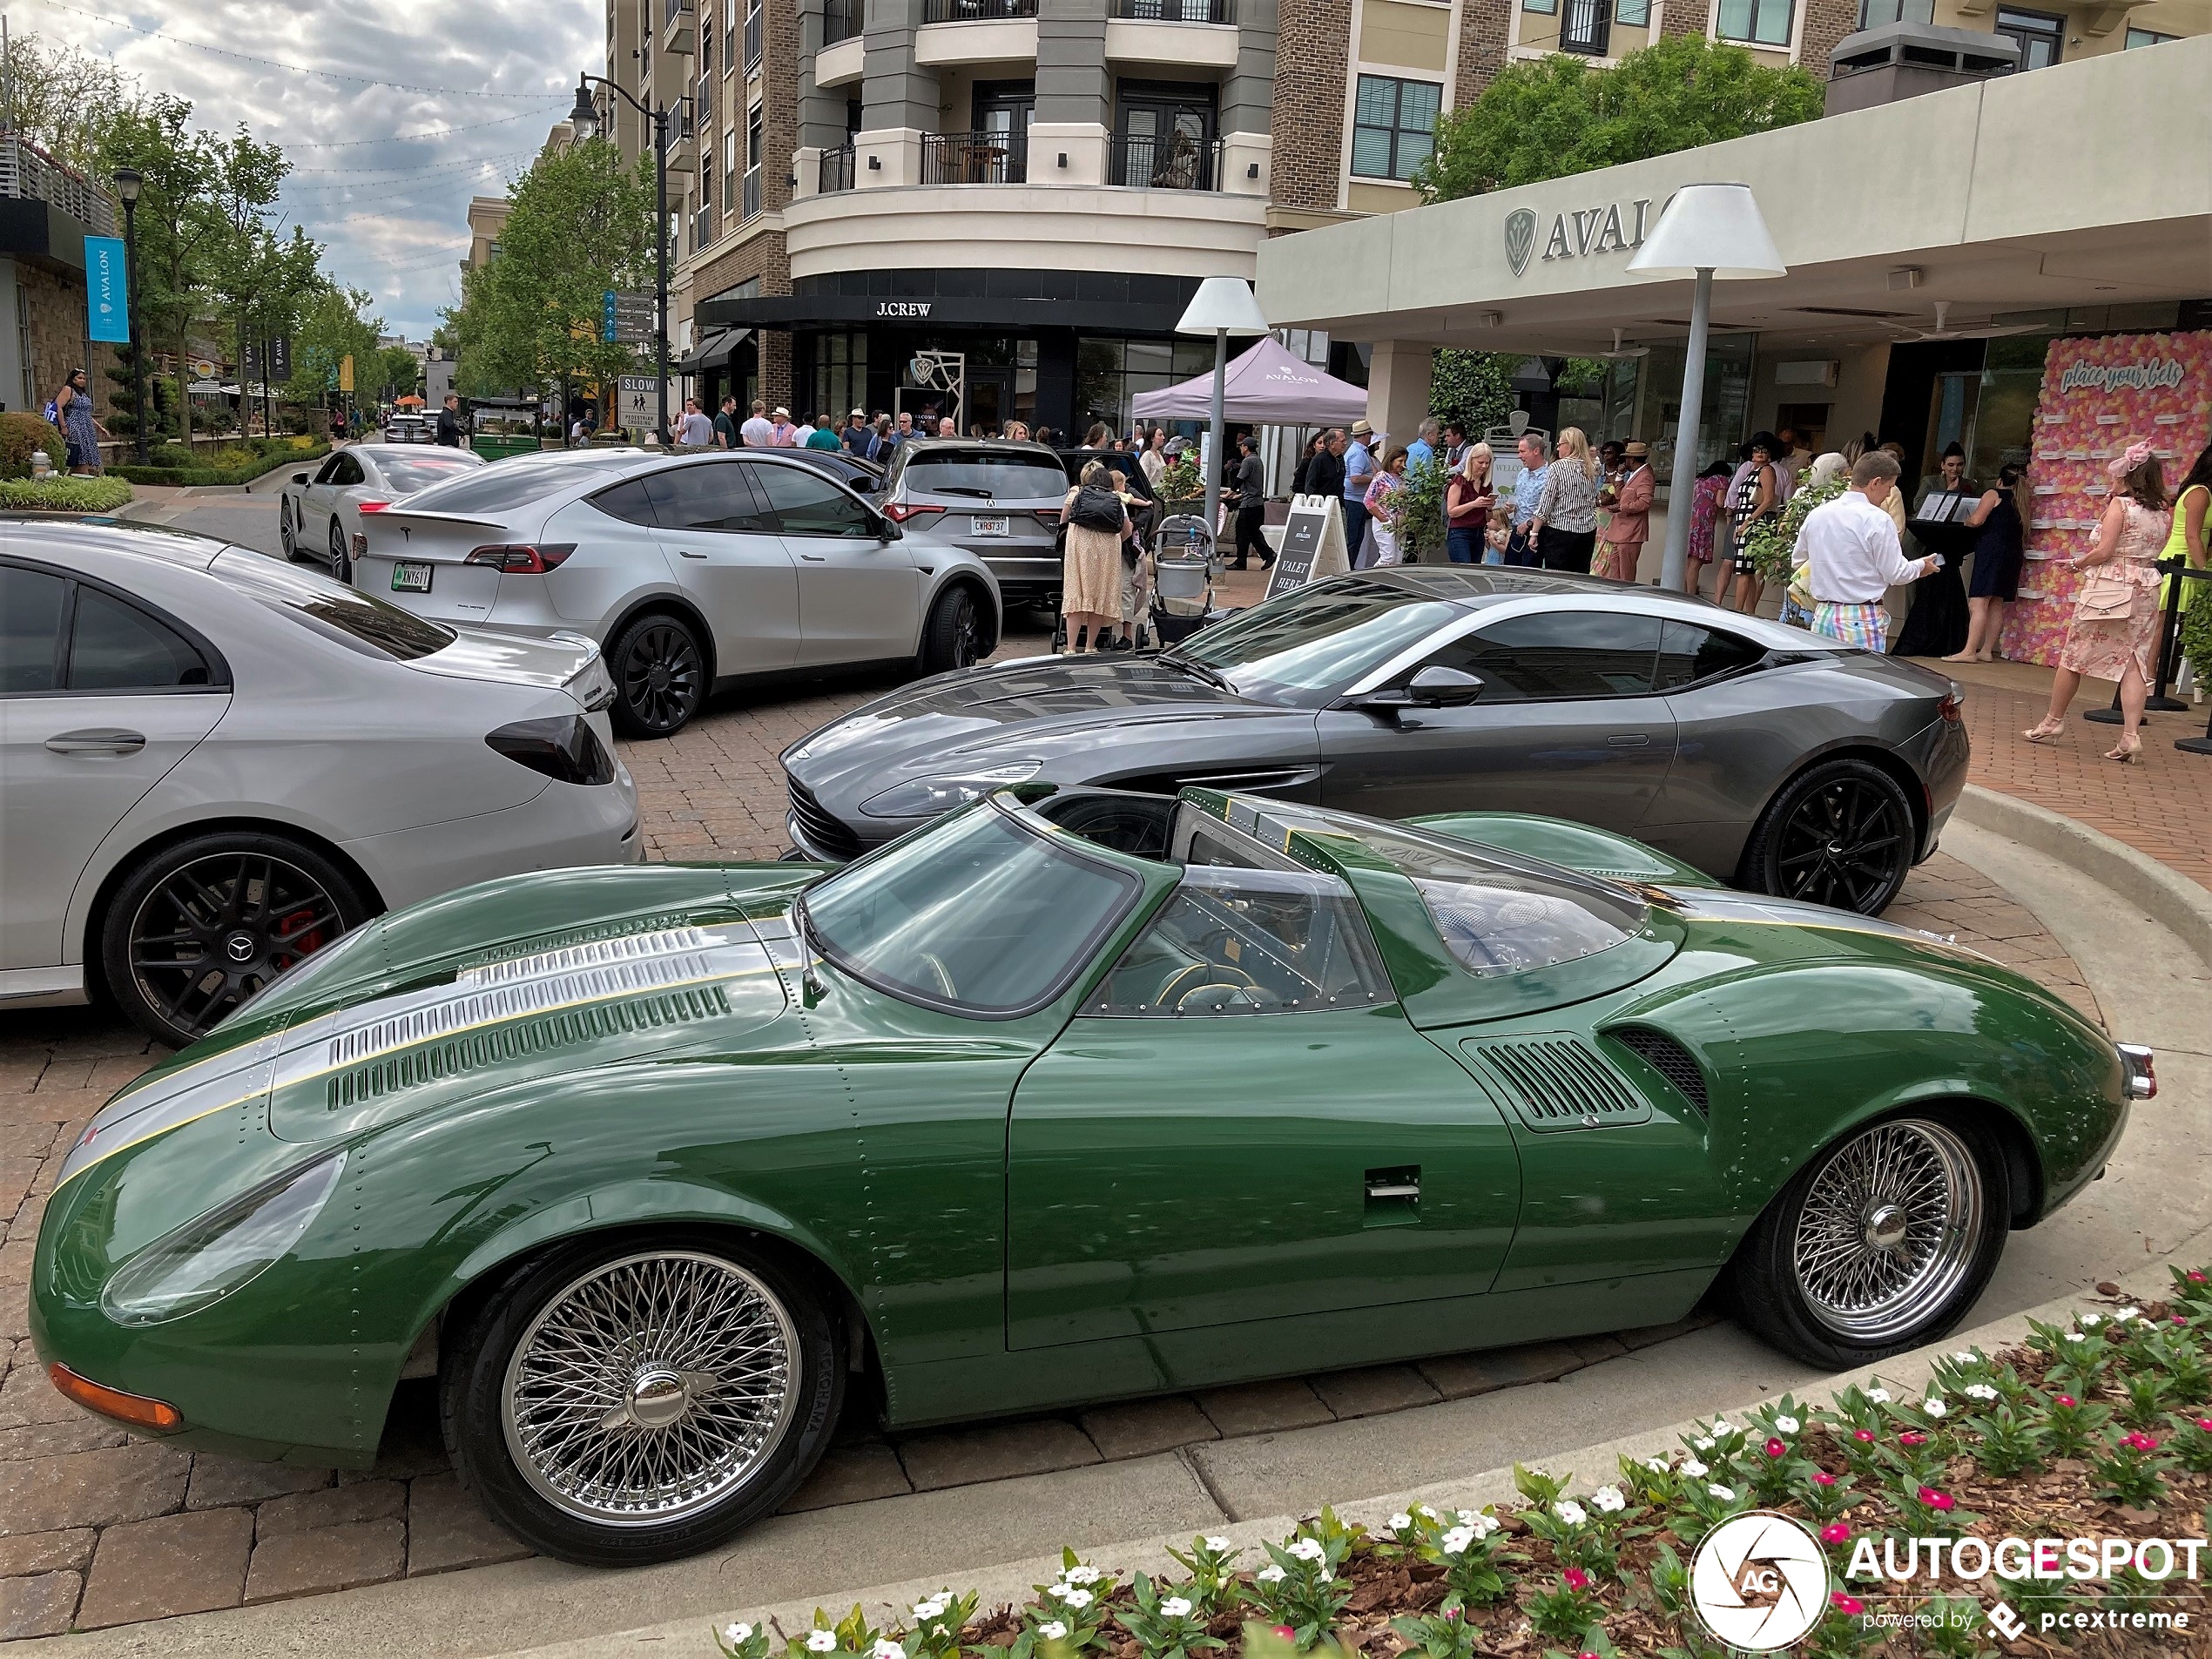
xmin=32 ymin=786 xmax=2149 ymax=1566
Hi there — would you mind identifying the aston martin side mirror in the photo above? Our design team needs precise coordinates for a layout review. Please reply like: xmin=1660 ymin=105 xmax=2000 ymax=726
xmin=291 ymin=472 xmax=309 ymax=484
xmin=1356 ymin=665 xmax=1484 ymax=716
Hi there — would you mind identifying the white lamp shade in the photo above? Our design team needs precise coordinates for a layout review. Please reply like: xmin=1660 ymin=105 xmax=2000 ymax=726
xmin=1625 ymin=183 xmax=1786 ymax=280
xmin=1175 ymin=276 xmax=1270 ymax=337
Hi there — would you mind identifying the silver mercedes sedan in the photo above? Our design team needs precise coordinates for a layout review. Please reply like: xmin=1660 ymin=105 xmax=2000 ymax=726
xmin=1 ymin=518 xmax=639 ymax=1048
xmin=278 ymin=442 xmax=485 ymax=584
xmin=356 ymin=449 xmax=1001 ymax=738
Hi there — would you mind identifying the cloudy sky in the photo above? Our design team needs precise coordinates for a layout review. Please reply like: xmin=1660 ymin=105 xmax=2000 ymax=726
xmin=25 ymin=0 xmax=597 ymax=339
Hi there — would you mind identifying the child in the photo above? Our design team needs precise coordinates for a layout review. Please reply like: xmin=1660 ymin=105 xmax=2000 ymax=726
xmin=1484 ymin=506 xmax=1512 ymax=565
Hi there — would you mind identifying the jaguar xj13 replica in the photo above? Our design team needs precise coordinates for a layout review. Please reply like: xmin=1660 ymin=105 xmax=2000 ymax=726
xmin=34 ymin=787 xmax=2147 ymax=1567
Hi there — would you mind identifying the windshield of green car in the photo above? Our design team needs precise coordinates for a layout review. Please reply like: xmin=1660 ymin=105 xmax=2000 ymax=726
xmin=1170 ymin=577 xmax=1462 ymax=707
xmin=801 ymin=800 xmax=1143 ymax=1017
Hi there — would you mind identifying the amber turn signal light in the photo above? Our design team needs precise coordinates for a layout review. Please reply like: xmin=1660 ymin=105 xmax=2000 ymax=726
xmin=48 ymin=1363 xmax=182 ymax=1432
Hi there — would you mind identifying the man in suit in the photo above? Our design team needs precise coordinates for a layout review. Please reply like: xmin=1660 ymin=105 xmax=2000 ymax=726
xmin=1595 ymin=439 xmax=1655 ymax=582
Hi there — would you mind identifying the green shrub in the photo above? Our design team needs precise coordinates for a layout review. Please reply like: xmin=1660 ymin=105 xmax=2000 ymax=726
xmin=0 ymin=411 xmax=71 ymax=479
xmin=0 ymin=475 xmax=133 ymax=512
xmin=109 ymin=442 xmax=329 ymax=489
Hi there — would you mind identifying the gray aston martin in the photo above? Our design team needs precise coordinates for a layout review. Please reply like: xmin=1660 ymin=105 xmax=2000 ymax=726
xmin=780 ymin=569 xmax=1970 ymax=914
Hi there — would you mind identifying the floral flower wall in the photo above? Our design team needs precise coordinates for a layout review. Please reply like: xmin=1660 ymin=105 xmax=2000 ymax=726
xmin=2000 ymin=330 xmax=2212 ymax=667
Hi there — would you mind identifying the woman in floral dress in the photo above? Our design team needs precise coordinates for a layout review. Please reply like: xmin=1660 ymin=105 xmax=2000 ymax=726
xmin=2023 ymin=439 xmax=2172 ymax=762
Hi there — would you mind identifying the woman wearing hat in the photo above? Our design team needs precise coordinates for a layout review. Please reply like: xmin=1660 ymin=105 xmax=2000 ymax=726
xmin=1592 ymin=440 xmax=1653 ymax=582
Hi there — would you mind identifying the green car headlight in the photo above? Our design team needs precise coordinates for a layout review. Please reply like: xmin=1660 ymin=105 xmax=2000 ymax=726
xmin=859 ymin=761 xmax=1042 ymax=819
xmin=99 ymin=1153 xmax=346 ymax=1328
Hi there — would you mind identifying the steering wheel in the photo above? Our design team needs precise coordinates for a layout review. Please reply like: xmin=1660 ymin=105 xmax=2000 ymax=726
xmin=1154 ymin=960 xmax=1257 ymax=1010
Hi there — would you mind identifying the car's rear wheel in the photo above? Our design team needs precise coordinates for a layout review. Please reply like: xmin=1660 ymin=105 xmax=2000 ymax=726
xmin=100 ymin=831 xmax=373 ymax=1048
xmin=1730 ymin=1110 xmax=2008 ymax=1369
xmin=609 ymin=611 xmax=706 ymax=738
xmin=918 ymin=584 xmax=987 ymax=676
xmin=1742 ymin=757 xmax=1915 ymax=915
xmin=328 ymin=518 xmax=352 ymax=586
xmin=443 ymin=1234 xmax=843 ymax=1566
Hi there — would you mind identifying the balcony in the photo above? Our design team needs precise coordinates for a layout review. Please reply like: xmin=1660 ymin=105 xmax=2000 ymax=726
xmin=921 ymin=0 xmax=1035 ymax=19
xmin=819 ymin=145 xmax=857 ymax=192
xmin=1110 ymin=0 xmax=1233 ymax=18
xmin=1109 ymin=131 xmax=1221 ymax=190
xmin=663 ymin=0 xmax=695 ymax=51
xmin=0 ymin=138 xmax=117 ymax=239
xmin=824 ymin=0 xmax=863 ymax=44
xmin=921 ymin=130 xmax=1028 ymax=184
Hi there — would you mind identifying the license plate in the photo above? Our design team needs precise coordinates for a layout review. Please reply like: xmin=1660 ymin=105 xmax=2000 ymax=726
xmin=972 ymin=516 xmax=1010 ymax=536
xmin=391 ymin=562 xmax=433 ymax=592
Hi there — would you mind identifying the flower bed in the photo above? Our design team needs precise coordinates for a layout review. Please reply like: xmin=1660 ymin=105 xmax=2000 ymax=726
xmin=718 ymin=1269 xmax=2212 ymax=1658
xmin=0 ymin=475 xmax=133 ymax=512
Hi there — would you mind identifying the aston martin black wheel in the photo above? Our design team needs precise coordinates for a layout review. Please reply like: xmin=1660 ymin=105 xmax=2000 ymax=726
xmin=609 ymin=612 xmax=706 ymax=738
xmin=328 ymin=518 xmax=352 ymax=586
xmin=918 ymin=585 xmax=988 ymax=676
xmin=100 ymin=832 xmax=372 ymax=1048
xmin=443 ymin=1232 xmax=844 ymax=1566
xmin=1730 ymin=1109 xmax=2008 ymax=1369
xmin=1743 ymin=758 xmax=1915 ymax=915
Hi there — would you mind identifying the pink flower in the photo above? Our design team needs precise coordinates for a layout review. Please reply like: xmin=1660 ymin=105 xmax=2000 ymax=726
xmin=2189 ymin=1271 xmax=2206 ymax=1283
xmin=1852 ymin=1429 xmax=1876 ymax=1444
xmin=1441 ymin=1609 xmax=1460 ymax=1622
xmin=1814 ymin=1471 xmax=1838 ymax=1487
xmin=1563 ymin=1568 xmax=1591 ymax=1592
xmin=1918 ymin=1487 xmax=1956 ymax=1512
xmin=1765 ymin=1438 xmax=1787 ymax=1460
xmin=1831 ymin=1593 xmax=1865 ymax=1615
xmin=1820 ymin=1523 xmax=1851 ymax=1544
xmin=2195 ymin=1420 xmax=2212 ymax=1433
xmin=2175 ymin=1316 xmax=2190 ymax=1326
xmin=1899 ymin=1432 xmax=1928 ymax=1447
xmin=2124 ymin=1432 xmax=2161 ymax=1452
xmin=1271 ymin=1628 xmax=1294 ymax=1642
xmin=2055 ymin=1395 xmax=2078 ymax=1409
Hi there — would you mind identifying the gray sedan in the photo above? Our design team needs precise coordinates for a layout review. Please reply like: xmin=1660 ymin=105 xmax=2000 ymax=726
xmin=781 ymin=568 xmax=1971 ymax=915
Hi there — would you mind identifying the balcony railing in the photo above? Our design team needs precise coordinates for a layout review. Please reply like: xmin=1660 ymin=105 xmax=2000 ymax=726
xmin=1111 ymin=0 xmax=1233 ymax=19
xmin=921 ymin=130 xmax=1028 ymax=184
xmin=0 ymin=136 xmax=115 ymax=235
xmin=824 ymin=0 xmax=863 ymax=43
xmin=742 ymin=164 xmax=763 ymax=219
xmin=819 ymin=145 xmax=857 ymax=192
xmin=920 ymin=0 xmax=1035 ymax=21
xmin=665 ymin=0 xmax=696 ymax=49
xmin=1109 ymin=131 xmax=1221 ymax=191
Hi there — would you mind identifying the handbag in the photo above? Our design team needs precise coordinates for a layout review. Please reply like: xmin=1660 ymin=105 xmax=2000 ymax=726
xmin=2074 ymin=565 xmax=2139 ymax=622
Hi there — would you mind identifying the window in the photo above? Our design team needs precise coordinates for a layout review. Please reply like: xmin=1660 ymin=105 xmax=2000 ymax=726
xmin=210 ymin=550 xmax=455 ymax=663
xmin=801 ymin=801 xmax=1142 ymax=1018
xmin=1560 ymin=0 xmax=1611 ymax=52
xmin=1351 ymin=76 xmax=1440 ymax=183
xmin=2124 ymin=24 xmax=2175 ymax=45
xmin=1075 ymin=334 xmax=1211 ymax=433
xmin=1175 ymin=578 xmax=1463 ymax=707
xmin=642 ymin=462 xmax=775 ymax=531
xmin=0 ymin=565 xmax=65 ymax=693
xmin=1614 ymin=0 xmax=1649 ymax=23
xmin=724 ymin=128 xmax=738 ymax=213
xmin=806 ymin=331 xmax=868 ymax=429
xmin=894 ymin=449 xmax=1070 ymax=502
xmin=1716 ymin=0 xmax=1793 ymax=46
xmin=744 ymin=0 xmax=763 ymax=68
xmin=1857 ymin=0 xmax=1931 ymax=24
xmin=1419 ymin=611 xmax=1664 ymax=701
xmin=67 ymin=590 xmax=213 ymax=691
xmin=312 ymin=454 xmax=347 ymax=485
xmin=589 ymin=477 xmax=662 ymax=527
xmin=1096 ymin=866 xmax=1393 ymax=1016
xmin=1653 ymin=620 xmax=1764 ymax=691
xmin=744 ymin=102 xmax=764 ymax=219
xmin=1993 ymin=5 xmax=2061 ymax=67
xmin=1522 ymin=0 xmax=1556 ymax=16
xmin=374 ymin=455 xmax=478 ymax=494
xmin=752 ymin=463 xmax=875 ymax=536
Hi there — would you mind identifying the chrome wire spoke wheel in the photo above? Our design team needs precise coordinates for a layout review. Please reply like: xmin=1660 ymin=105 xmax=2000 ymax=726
xmin=501 ymin=1250 xmax=801 ymax=1527
xmin=1791 ymin=1119 xmax=1983 ymax=1342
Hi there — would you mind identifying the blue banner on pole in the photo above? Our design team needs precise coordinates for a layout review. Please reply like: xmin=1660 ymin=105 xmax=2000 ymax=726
xmin=85 ymin=237 xmax=130 ymax=344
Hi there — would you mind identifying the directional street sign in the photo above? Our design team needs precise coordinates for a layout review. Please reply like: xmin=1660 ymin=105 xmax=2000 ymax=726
xmin=602 ymin=289 xmax=653 ymax=345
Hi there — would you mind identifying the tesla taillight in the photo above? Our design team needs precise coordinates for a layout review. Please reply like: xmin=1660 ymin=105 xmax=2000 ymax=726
xmin=883 ymin=502 xmax=945 ymax=524
xmin=465 ymin=543 xmax=577 ymax=574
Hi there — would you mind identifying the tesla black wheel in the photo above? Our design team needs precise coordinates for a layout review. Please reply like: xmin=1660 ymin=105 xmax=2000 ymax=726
xmin=100 ymin=832 xmax=373 ymax=1048
xmin=609 ymin=612 xmax=706 ymax=738
xmin=328 ymin=519 xmax=352 ymax=586
xmin=279 ymin=501 xmax=298 ymax=560
xmin=918 ymin=585 xmax=987 ymax=676
xmin=1743 ymin=758 xmax=1916 ymax=916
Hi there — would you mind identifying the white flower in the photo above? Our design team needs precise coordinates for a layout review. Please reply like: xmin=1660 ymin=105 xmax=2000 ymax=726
xmin=1048 ymin=1585 xmax=1071 ymax=1602
xmin=1389 ymin=1512 xmax=1413 ymax=1533
xmin=912 ymin=1600 xmax=947 ymax=1623
xmin=1710 ymin=1419 xmax=1735 ymax=1434
xmin=1440 ymin=1527 xmax=1475 ymax=1556
xmin=1318 ymin=1570 xmax=1334 ymax=1584
xmin=1058 ymin=1589 xmax=1093 ymax=1610
xmin=1682 ymin=1459 xmax=1710 ymax=1479
xmin=1453 ymin=1510 xmax=1477 ymax=1526
xmin=1554 ymin=1501 xmax=1588 ymax=1527
xmin=2140 ymin=1318 xmax=2159 ymax=1329
xmin=1526 ymin=1466 xmax=1550 ymax=1478
xmin=1064 ymin=1567 xmax=1103 ymax=1587
xmin=1952 ymin=1350 xmax=1979 ymax=1364
xmin=2119 ymin=1305 xmax=2142 ymax=1320
xmin=1591 ymin=1486 xmax=1626 ymax=1514
xmin=1923 ymin=1398 xmax=1948 ymax=1420
xmin=1286 ymin=1538 xmax=1325 ymax=1562
xmin=1204 ymin=1535 xmax=1232 ymax=1553
xmin=1038 ymin=1622 xmax=1068 ymax=1643
xmin=1468 ymin=1514 xmax=1500 ymax=1539
xmin=1255 ymin=1565 xmax=1286 ymax=1584
xmin=1774 ymin=1416 xmax=1800 ymax=1435
xmin=1693 ymin=1436 xmax=1715 ymax=1451
xmin=1160 ymin=1598 xmax=1193 ymax=1620
xmin=806 ymin=1633 xmax=838 ymax=1654
xmin=1708 ymin=1483 xmax=1737 ymax=1501
xmin=873 ymin=1639 xmax=907 ymax=1659
xmin=725 ymin=1626 xmax=755 ymax=1646
xmin=1866 ymin=1388 xmax=1891 ymax=1404
xmin=1645 ymin=1456 xmax=1670 ymax=1474
xmin=1964 ymin=1383 xmax=1999 ymax=1400
xmin=2079 ymin=1312 xmax=2102 ymax=1325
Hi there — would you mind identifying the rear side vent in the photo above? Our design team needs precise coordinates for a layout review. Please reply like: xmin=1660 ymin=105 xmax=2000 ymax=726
xmin=1606 ymin=1025 xmax=1710 ymax=1114
xmin=1460 ymin=1034 xmax=1651 ymax=1134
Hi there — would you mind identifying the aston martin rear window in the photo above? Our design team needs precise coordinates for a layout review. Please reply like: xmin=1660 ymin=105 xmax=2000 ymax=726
xmin=210 ymin=550 xmax=456 ymax=662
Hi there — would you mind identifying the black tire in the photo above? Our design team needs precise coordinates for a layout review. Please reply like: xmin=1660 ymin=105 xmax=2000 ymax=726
xmin=1741 ymin=757 xmax=1916 ymax=916
xmin=1729 ymin=1108 xmax=2010 ymax=1370
xmin=442 ymin=1231 xmax=844 ymax=1567
xmin=100 ymin=830 xmax=374 ymax=1049
xmin=608 ymin=611 xmax=707 ymax=738
xmin=328 ymin=518 xmax=353 ymax=587
xmin=279 ymin=499 xmax=299 ymax=561
xmin=917 ymin=583 xmax=988 ymax=676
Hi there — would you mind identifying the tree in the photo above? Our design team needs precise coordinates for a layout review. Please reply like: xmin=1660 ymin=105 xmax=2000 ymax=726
xmin=1414 ymin=35 xmax=1823 ymax=203
xmin=99 ymin=96 xmax=218 ymax=443
xmin=198 ymin=125 xmax=291 ymax=432
xmin=285 ymin=284 xmax=381 ymax=410
xmin=0 ymin=30 xmax=140 ymax=176
xmin=1429 ymin=351 xmax=1516 ymax=437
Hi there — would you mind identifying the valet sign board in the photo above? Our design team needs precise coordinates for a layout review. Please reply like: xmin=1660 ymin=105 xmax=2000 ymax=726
xmin=1999 ymin=330 xmax=2212 ymax=668
xmin=1263 ymin=494 xmax=1351 ymax=602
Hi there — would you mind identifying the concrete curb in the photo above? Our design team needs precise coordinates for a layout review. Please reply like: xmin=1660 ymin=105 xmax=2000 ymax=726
xmin=1953 ymin=783 xmax=2212 ymax=971
xmin=492 ymin=1254 xmax=2209 ymax=1659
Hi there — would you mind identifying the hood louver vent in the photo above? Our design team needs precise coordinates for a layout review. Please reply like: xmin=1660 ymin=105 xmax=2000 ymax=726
xmin=1605 ymin=1025 xmax=1710 ymax=1115
xmin=1460 ymin=1033 xmax=1652 ymax=1134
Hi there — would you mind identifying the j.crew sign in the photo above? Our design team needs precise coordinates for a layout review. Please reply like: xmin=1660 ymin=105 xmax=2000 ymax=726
xmin=1504 ymin=199 xmax=1654 ymax=278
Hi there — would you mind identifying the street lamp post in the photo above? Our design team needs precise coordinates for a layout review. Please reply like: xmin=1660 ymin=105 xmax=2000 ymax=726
xmin=1625 ymin=184 xmax=1785 ymax=593
xmin=1170 ymin=277 xmax=1270 ymax=541
xmin=569 ymin=77 xmax=671 ymax=447
xmin=111 ymin=165 xmax=147 ymax=466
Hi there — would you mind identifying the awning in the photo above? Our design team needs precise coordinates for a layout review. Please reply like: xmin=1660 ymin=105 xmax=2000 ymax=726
xmin=1131 ymin=337 xmax=1368 ymax=426
xmin=677 ymin=327 xmax=751 ymax=374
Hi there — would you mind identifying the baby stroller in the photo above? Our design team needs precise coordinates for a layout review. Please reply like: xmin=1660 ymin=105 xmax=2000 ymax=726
xmin=1150 ymin=514 xmax=1221 ymax=646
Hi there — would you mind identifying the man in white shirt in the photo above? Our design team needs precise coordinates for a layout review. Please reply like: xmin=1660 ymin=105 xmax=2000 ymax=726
xmin=738 ymin=400 xmax=773 ymax=447
xmin=1796 ymin=450 xmax=1939 ymax=651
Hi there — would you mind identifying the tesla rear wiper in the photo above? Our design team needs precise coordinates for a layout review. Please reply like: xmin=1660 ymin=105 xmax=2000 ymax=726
xmin=1158 ymin=652 xmax=1235 ymax=693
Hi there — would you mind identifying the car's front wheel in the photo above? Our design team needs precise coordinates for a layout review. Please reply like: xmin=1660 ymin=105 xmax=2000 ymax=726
xmin=443 ymin=1234 xmax=844 ymax=1566
xmin=609 ymin=611 xmax=707 ymax=738
xmin=328 ymin=518 xmax=352 ymax=586
xmin=1741 ymin=756 xmax=1916 ymax=915
xmin=1730 ymin=1110 xmax=2009 ymax=1369
xmin=917 ymin=584 xmax=988 ymax=676
xmin=279 ymin=500 xmax=298 ymax=560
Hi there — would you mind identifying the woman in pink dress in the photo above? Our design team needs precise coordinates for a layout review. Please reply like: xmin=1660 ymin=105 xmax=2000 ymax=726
xmin=2022 ymin=439 xmax=2172 ymax=762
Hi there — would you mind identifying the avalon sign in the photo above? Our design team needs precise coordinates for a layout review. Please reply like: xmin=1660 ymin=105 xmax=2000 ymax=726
xmin=1504 ymin=199 xmax=1654 ymax=278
